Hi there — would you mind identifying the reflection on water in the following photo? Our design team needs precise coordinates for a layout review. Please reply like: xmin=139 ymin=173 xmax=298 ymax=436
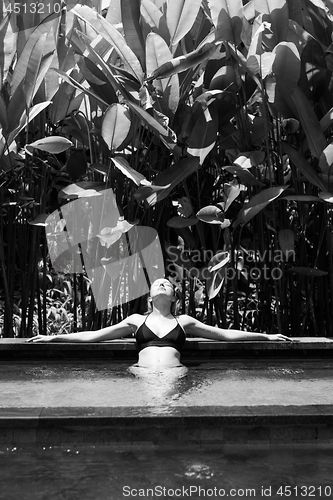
xmin=128 ymin=365 xmax=189 ymax=408
xmin=0 ymin=359 xmax=333 ymax=407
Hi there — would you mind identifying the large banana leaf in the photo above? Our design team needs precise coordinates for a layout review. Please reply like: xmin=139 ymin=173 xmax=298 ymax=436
xmin=135 ymin=157 xmax=200 ymax=205
xmin=187 ymin=102 xmax=219 ymax=164
xmin=101 ymin=104 xmax=132 ymax=152
xmin=126 ymin=101 xmax=177 ymax=150
xmin=23 ymin=33 xmax=52 ymax=108
xmin=72 ymin=29 xmax=136 ymax=103
xmin=234 ymin=186 xmax=287 ymax=227
xmin=26 ymin=136 xmax=73 ymax=154
xmin=273 ymin=41 xmax=300 ymax=93
xmin=54 ymin=68 xmax=109 ymax=108
xmin=146 ymin=42 xmax=218 ymax=81
xmin=72 ymin=5 xmax=144 ymax=83
xmin=145 ymin=32 xmax=179 ymax=114
xmin=121 ymin=0 xmax=145 ymax=66
xmin=4 ymin=101 xmax=52 ymax=152
xmin=11 ymin=15 xmax=60 ymax=94
xmin=290 ymin=86 xmax=326 ymax=159
xmin=0 ymin=15 xmax=15 ymax=84
xmin=207 ymin=0 xmax=243 ymax=46
xmin=76 ymin=56 xmax=118 ymax=105
xmin=254 ymin=0 xmax=289 ymax=43
xmin=140 ymin=0 xmax=170 ymax=44
xmin=166 ymin=0 xmax=202 ymax=48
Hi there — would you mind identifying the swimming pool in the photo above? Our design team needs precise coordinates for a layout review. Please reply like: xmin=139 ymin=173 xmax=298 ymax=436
xmin=1 ymin=359 xmax=333 ymax=407
xmin=1 ymin=443 xmax=333 ymax=500
xmin=1 ymin=342 xmax=333 ymax=499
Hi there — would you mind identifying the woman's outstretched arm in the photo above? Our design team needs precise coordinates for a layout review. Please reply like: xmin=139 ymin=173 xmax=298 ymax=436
xmin=180 ymin=315 xmax=293 ymax=341
xmin=27 ymin=314 xmax=142 ymax=343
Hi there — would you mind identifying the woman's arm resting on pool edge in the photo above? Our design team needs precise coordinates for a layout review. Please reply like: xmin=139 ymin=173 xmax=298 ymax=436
xmin=181 ymin=316 xmax=293 ymax=341
xmin=27 ymin=314 xmax=141 ymax=343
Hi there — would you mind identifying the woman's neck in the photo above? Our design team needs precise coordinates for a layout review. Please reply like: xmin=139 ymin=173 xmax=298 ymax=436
xmin=151 ymin=304 xmax=173 ymax=317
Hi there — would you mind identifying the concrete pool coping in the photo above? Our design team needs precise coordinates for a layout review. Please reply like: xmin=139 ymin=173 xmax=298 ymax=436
xmin=1 ymin=405 xmax=333 ymax=447
xmin=1 ymin=337 xmax=333 ymax=359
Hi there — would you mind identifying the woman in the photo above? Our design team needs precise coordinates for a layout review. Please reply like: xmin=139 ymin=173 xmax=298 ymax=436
xmin=28 ymin=278 xmax=293 ymax=367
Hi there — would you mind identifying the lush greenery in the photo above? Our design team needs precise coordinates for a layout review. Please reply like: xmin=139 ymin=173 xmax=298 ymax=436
xmin=1 ymin=0 xmax=333 ymax=338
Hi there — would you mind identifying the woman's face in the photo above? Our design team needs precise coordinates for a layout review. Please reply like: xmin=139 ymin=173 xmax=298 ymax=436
xmin=150 ymin=279 xmax=175 ymax=299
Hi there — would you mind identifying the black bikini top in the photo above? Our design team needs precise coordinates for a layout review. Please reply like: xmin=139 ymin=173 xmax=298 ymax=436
xmin=135 ymin=314 xmax=186 ymax=353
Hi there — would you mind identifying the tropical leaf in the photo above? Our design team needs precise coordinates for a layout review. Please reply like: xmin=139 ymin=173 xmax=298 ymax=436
xmin=72 ymin=30 xmax=136 ymax=104
xmin=11 ymin=15 xmax=60 ymax=94
xmin=54 ymin=69 xmax=109 ymax=108
xmin=167 ymin=217 xmax=198 ymax=228
xmin=135 ymin=157 xmax=200 ymax=205
xmin=318 ymin=192 xmax=333 ymax=203
xmin=196 ymin=205 xmax=225 ymax=223
xmin=146 ymin=43 xmax=218 ymax=81
xmin=133 ymin=183 xmax=172 ymax=201
xmin=23 ymin=33 xmax=48 ymax=108
xmin=58 ymin=182 xmax=106 ymax=200
xmin=234 ymin=151 xmax=266 ymax=168
xmin=224 ymin=183 xmax=247 ymax=211
xmin=234 ymin=186 xmax=287 ymax=227
xmin=101 ymin=104 xmax=132 ymax=151
xmin=126 ymin=101 xmax=177 ymax=150
xmin=319 ymin=143 xmax=333 ymax=174
xmin=209 ymin=65 xmax=241 ymax=92
xmin=28 ymin=213 xmax=50 ymax=226
xmin=105 ymin=0 xmax=122 ymax=24
xmin=207 ymin=0 xmax=243 ymax=46
xmin=166 ymin=0 xmax=202 ymax=47
xmin=290 ymin=86 xmax=326 ymax=159
xmin=145 ymin=32 xmax=179 ymax=114
xmin=273 ymin=42 xmax=300 ymax=94
xmin=72 ymin=5 xmax=144 ymax=83
xmin=111 ymin=157 xmax=147 ymax=185
xmin=205 ymin=268 xmax=225 ymax=299
xmin=281 ymin=142 xmax=327 ymax=190
xmin=25 ymin=136 xmax=73 ymax=155
xmin=278 ymin=229 xmax=295 ymax=257
xmin=140 ymin=0 xmax=170 ymax=44
xmin=0 ymin=94 xmax=8 ymax=131
xmin=187 ymin=102 xmax=219 ymax=164
xmin=208 ymin=251 xmax=230 ymax=272
xmin=254 ymin=0 xmax=289 ymax=43
xmin=121 ymin=0 xmax=145 ymax=66
xmin=223 ymin=165 xmax=265 ymax=186
xmin=6 ymin=101 xmax=52 ymax=149
xmin=75 ymin=56 xmax=119 ymax=105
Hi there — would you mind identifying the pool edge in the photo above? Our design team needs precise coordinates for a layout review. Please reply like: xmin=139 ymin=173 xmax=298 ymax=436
xmin=1 ymin=405 xmax=333 ymax=447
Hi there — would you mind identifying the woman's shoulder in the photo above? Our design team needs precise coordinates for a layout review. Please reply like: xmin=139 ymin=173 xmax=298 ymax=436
xmin=126 ymin=313 xmax=146 ymax=328
xmin=176 ymin=314 xmax=195 ymax=327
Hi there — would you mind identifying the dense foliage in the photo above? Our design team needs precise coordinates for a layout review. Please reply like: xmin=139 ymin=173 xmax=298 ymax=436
xmin=1 ymin=0 xmax=333 ymax=337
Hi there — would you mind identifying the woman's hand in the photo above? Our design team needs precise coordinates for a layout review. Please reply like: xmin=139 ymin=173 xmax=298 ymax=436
xmin=267 ymin=334 xmax=295 ymax=341
xmin=27 ymin=335 xmax=55 ymax=343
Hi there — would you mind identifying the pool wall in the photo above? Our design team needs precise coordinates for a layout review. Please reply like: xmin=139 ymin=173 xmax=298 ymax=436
xmin=1 ymin=405 xmax=333 ymax=447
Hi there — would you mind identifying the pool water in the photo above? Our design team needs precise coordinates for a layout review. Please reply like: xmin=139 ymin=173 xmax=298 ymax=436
xmin=0 ymin=444 xmax=332 ymax=500
xmin=0 ymin=359 xmax=333 ymax=407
